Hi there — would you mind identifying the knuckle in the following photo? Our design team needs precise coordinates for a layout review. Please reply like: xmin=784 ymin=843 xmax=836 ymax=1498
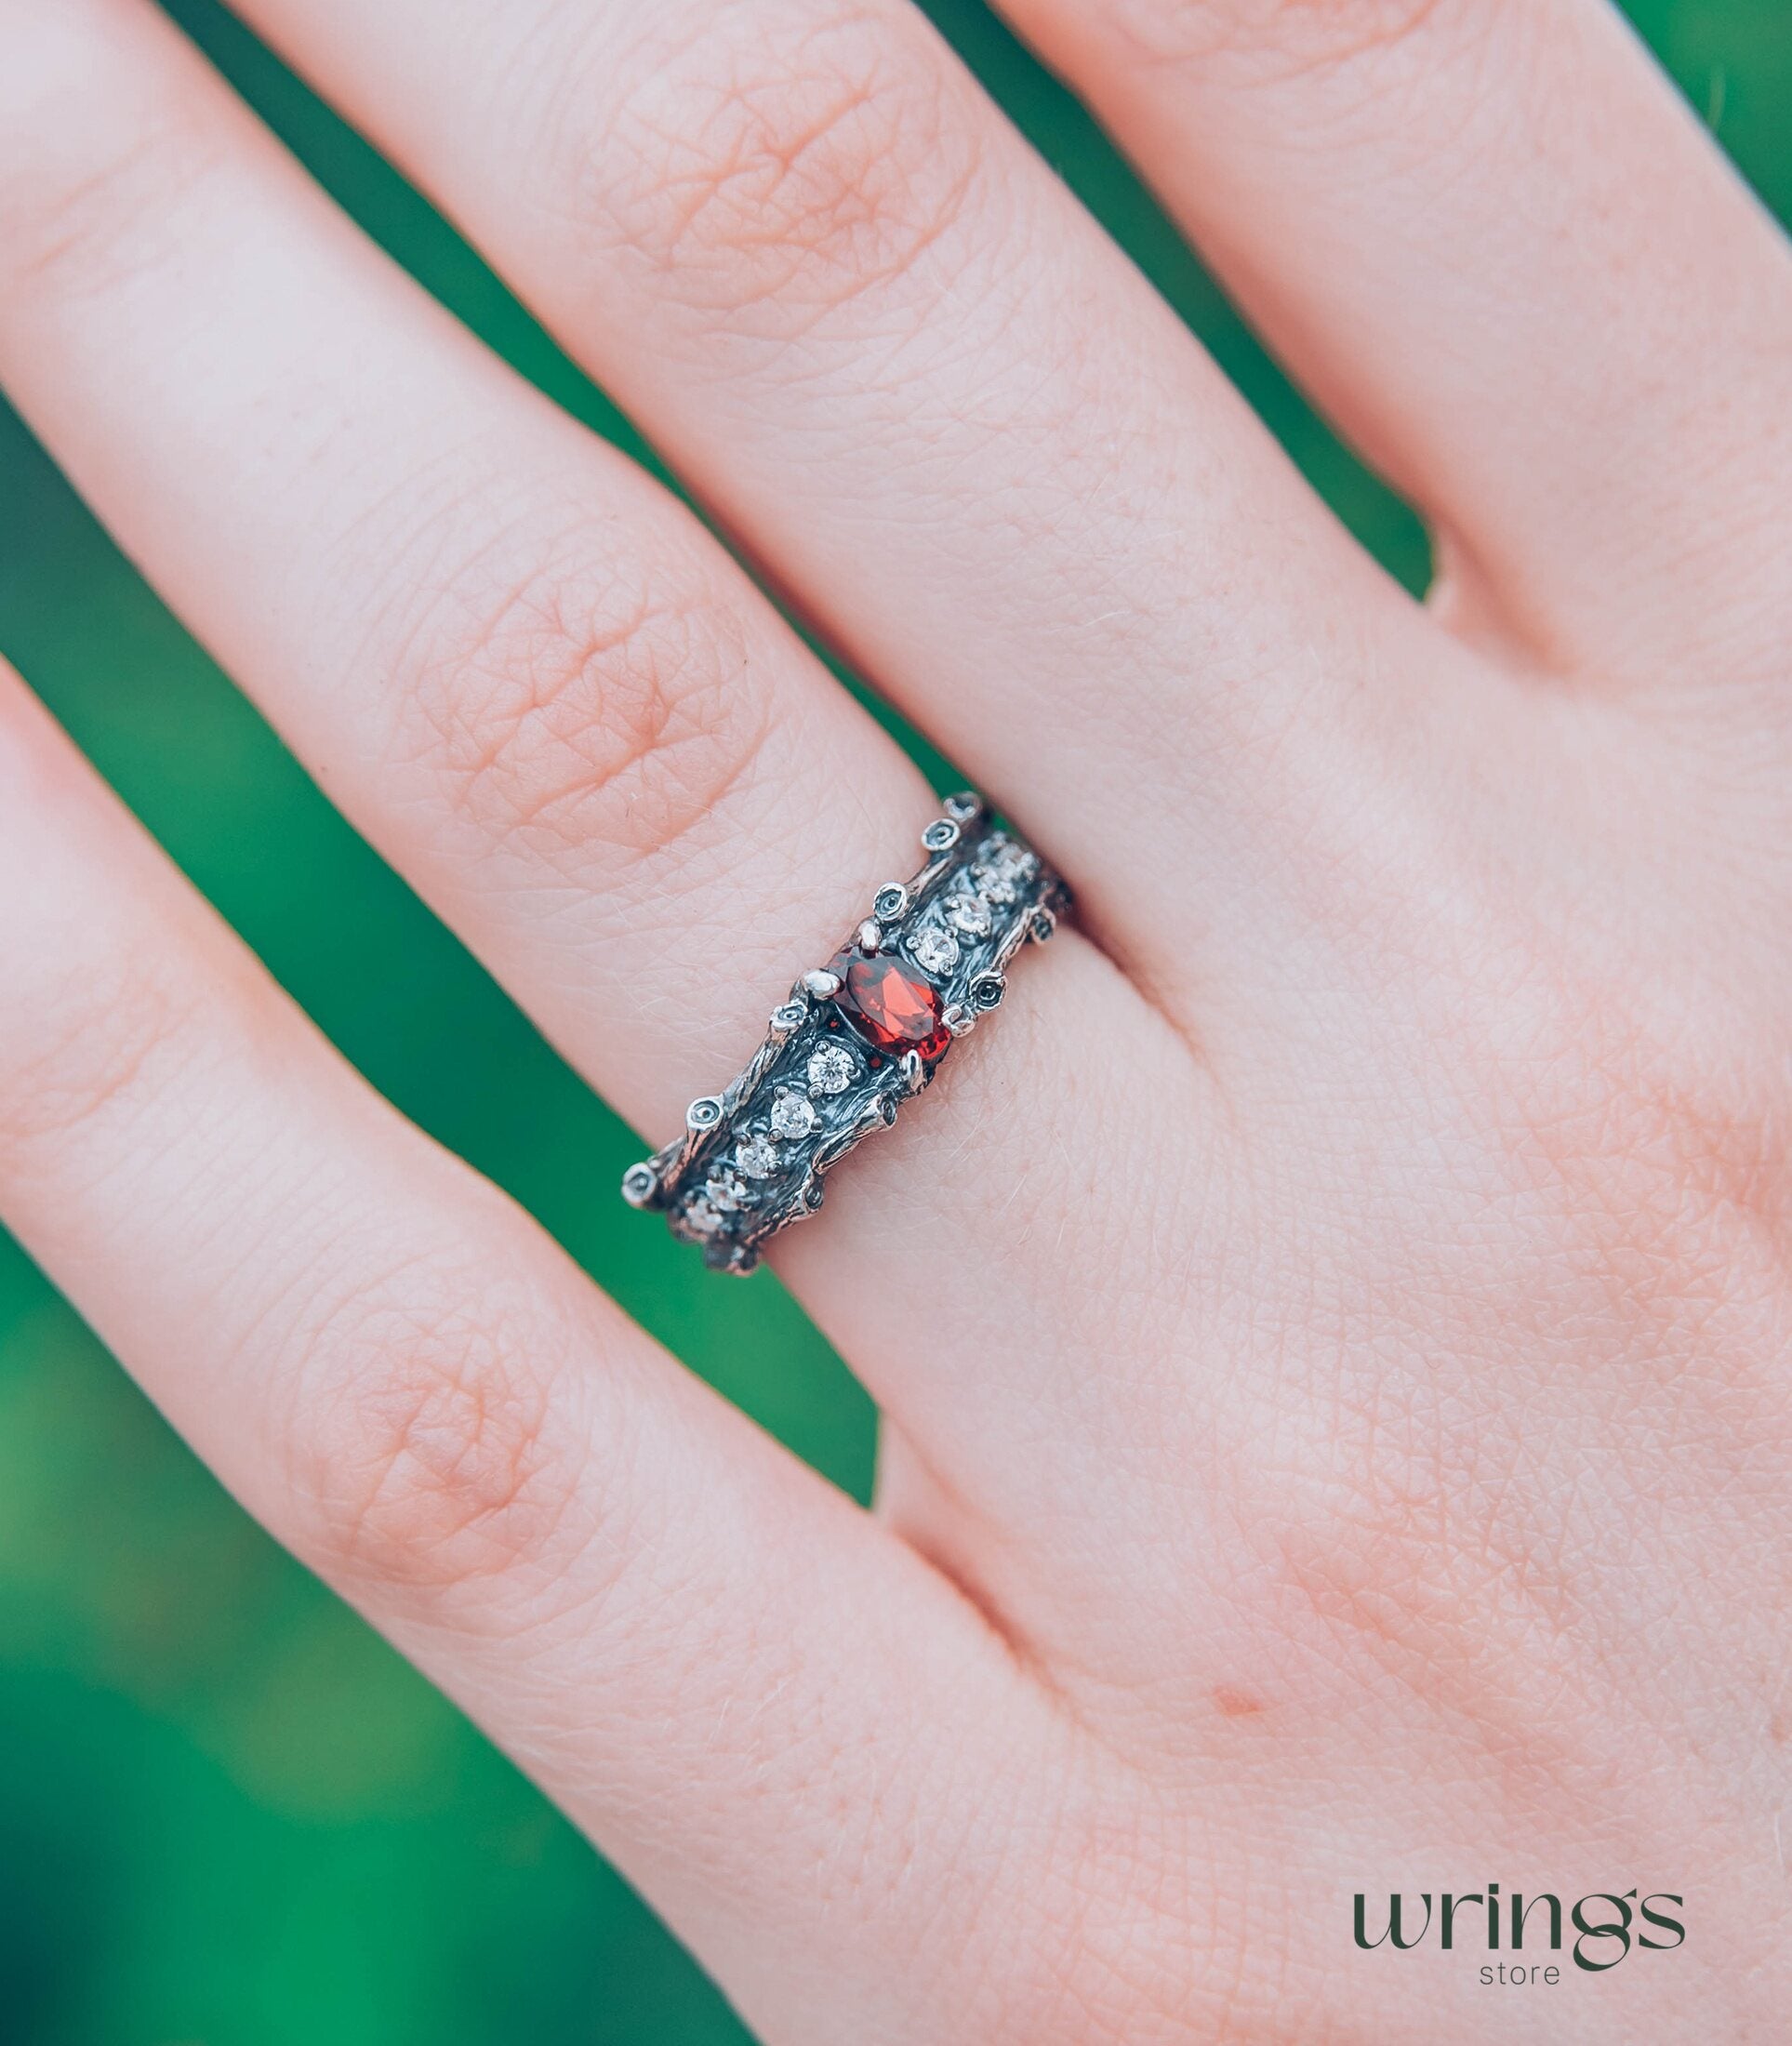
xmin=1553 ymin=997 xmax=1792 ymax=1256
xmin=0 ymin=942 xmax=205 ymax=1162
xmin=373 ymin=519 xmax=773 ymax=878
xmin=0 ymin=27 xmax=222 ymax=299
xmin=1432 ymin=930 xmax=1792 ymax=1333
xmin=285 ymin=1257 xmax=579 ymax=1595
xmin=573 ymin=10 xmax=980 ymax=321
xmin=1091 ymin=0 xmax=1450 ymax=74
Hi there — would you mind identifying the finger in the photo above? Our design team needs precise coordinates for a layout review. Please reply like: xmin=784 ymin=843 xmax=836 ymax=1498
xmin=996 ymin=0 xmax=1792 ymax=698
xmin=0 ymin=658 xmax=1066 ymax=2042
xmin=219 ymin=0 xmax=1435 ymax=977
xmin=0 ymin=0 xmax=1192 ymax=1532
xmin=0 ymin=0 xmax=929 ymax=1119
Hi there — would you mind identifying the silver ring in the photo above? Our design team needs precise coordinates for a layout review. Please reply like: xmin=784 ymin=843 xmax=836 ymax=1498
xmin=620 ymin=792 xmax=1069 ymax=1273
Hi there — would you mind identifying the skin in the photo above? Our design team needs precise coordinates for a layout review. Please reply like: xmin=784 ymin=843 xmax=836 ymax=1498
xmin=0 ymin=0 xmax=1788 ymax=2037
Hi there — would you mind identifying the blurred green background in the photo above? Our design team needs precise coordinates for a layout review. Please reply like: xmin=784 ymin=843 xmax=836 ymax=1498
xmin=0 ymin=2 xmax=1784 ymax=2039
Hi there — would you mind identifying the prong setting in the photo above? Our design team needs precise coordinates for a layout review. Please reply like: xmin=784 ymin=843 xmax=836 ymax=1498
xmin=625 ymin=793 xmax=1068 ymax=1269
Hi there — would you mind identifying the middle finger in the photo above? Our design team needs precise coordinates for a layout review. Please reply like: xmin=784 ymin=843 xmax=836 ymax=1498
xmin=0 ymin=0 xmax=1198 ymax=1534
xmin=224 ymin=0 xmax=1433 ymax=994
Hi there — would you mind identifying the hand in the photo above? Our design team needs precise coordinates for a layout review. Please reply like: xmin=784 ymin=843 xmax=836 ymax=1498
xmin=2 ymin=1 xmax=1788 ymax=2039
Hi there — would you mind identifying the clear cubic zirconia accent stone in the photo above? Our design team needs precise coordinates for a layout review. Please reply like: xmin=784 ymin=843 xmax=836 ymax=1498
xmin=909 ymin=924 xmax=960 ymax=976
xmin=737 ymin=1135 xmax=779 ymax=1179
xmin=806 ymin=1043 xmax=856 ymax=1095
xmin=949 ymin=895 xmax=993 ymax=938
xmin=770 ymin=1091 xmax=818 ymax=1138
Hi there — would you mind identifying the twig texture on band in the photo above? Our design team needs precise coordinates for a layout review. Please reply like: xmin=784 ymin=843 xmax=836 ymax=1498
xmin=620 ymin=792 xmax=1069 ymax=1273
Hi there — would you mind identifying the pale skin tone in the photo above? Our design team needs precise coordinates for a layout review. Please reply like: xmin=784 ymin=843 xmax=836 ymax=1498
xmin=0 ymin=0 xmax=1789 ymax=2037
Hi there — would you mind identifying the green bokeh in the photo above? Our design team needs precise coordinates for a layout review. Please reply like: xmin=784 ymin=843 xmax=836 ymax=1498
xmin=0 ymin=3 xmax=1784 ymax=2039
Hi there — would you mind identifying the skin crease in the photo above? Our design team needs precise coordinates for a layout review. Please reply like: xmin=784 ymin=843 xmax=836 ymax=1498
xmin=0 ymin=0 xmax=1790 ymax=2040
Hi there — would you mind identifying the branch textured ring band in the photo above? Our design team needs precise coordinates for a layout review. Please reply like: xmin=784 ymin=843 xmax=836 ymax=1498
xmin=620 ymin=792 xmax=1069 ymax=1274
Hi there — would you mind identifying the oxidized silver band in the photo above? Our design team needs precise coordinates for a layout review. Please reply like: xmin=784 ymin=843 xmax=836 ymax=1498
xmin=620 ymin=792 xmax=1069 ymax=1273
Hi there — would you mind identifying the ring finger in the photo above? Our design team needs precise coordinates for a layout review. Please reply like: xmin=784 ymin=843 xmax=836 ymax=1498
xmin=0 ymin=0 xmax=1196 ymax=1533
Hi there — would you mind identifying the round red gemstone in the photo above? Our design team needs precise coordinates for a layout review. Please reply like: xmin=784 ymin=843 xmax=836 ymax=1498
xmin=830 ymin=950 xmax=951 ymax=1063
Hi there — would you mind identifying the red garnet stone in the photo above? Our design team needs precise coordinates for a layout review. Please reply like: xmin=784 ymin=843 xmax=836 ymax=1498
xmin=830 ymin=949 xmax=952 ymax=1063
